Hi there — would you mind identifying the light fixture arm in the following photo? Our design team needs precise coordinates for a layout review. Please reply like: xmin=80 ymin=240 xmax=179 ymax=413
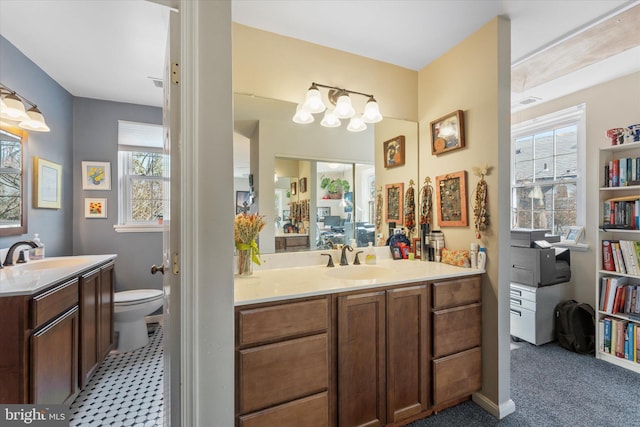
xmin=0 ymin=84 xmax=39 ymax=110
xmin=311 ymin=82 xmax=375 ymax=100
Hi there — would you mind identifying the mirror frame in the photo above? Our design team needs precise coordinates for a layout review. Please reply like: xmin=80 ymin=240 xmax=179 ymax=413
xmin=0 ymin=125 xmax=28 ymax=236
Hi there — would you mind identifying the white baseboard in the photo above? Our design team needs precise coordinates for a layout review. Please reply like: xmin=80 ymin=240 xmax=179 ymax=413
xmin=472 ymin=392 xmax=516 ymax=419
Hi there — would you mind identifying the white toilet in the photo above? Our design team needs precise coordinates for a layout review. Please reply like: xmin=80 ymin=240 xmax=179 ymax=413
xmin=113 ymin=289 xmax=163 ymax=352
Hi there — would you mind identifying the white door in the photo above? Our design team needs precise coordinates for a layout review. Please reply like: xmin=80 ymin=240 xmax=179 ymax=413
xmin=160 ymin=10 xmax=181 ymax=427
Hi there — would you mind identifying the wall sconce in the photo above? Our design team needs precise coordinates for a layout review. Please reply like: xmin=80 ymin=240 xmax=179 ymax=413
xmin=292 ymin=82 xmax=382 ymax=132
xmin=0 ymin=83 xmax=50 ymax=132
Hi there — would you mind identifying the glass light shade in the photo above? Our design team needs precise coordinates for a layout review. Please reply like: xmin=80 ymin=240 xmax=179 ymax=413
xmin=301 ymin=87 xmax=326 ymax=114
xmin=0 ymin=94 xmax=29 ymax=121
xmin=335 ymin=93 xmax=355 ymax=119
xmin=362 ymin=98 xmax=383 ymax=123
xmin=347 ymin=116 xmax=367 ymax=132
xmin=320 ymin=109 xmax=341 ymax=128
xmin=292 ymin=104 xmax=314 ymax=124
xmin=19 ymin=107 xmax=50 ymax=132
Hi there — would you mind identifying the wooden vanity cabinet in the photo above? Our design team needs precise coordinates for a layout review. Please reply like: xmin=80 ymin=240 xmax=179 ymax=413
xmin=235 ymin=297 xmax=331 ymax=427
xmin=0 ymin=260 xmax=115 ymax=404
xmin=431 ymin=276 xmax=482 ymax=406
xmin=336 ymin=284 xmax=428 ymax=426
xmin=80 ymin=262 xmax=115 ymax=388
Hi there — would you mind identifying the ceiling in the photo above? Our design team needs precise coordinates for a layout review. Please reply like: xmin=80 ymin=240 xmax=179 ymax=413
xmin=1 ymin=0 xmax=638 ymax=111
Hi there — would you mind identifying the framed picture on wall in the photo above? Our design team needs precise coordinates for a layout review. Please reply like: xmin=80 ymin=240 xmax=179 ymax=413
xmin=385 ymin=183 xmax=404 ymax=224
xmin=317 ymin=207 xmax=331 ymax=221
xmin=430 ymin=110 xmax=465 ymax=155
xmin=383 ymin=135 xmax=405 ymax=168
xmin=236 ymin=190 xmax=251 ymax=214
xmin=82 ymin=161 xmax=111 ymax=190
xmin=85 ymin=198 xmax=107 ymax=218
xmin=299 ymin=177 xmax=307 ymax=193
xmin=435 ymin=170 xmax=468 ymax=227
xmin=34 ymin=157 xmax=62 ymax=209
xmin=290 ymin=181 xmax=297 ymax=196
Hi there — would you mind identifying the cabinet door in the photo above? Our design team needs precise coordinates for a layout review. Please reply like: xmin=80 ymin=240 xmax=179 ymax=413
xmin=386 ymin=285 xmax=429 ymax=423
xmin=99 ymin=263 xmax=115 ymax=359
xmin=79 ymin=269 xmax=101 ymax=388
xmin=337 ymin=291 xmax=386 ymax=427
xmin=432 ymin=303 xmax=482 ymax=358
xmin=31 ymin=307 xmax=78 ymax=405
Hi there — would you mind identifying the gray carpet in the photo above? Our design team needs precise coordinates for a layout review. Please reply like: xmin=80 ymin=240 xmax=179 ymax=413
xmin=409 ymin=342 xmax=640 ymax=426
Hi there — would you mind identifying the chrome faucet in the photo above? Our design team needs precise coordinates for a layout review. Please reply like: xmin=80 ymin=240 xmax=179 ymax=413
xmin=3 ymin=240 xmax=39 ymax=267
xmin=340 ymin=244 xmax=353 ymax=266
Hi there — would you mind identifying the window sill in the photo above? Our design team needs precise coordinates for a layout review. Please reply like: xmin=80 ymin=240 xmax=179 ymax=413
xmin=114 ymin=224 xmax=163 ymax=233
xmin=551 ymin=242 xmax=589 ymax=252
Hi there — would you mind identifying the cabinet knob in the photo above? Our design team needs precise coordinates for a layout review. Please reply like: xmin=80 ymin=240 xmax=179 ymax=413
xmin=151 ymin=264 xmax=166 ymax=275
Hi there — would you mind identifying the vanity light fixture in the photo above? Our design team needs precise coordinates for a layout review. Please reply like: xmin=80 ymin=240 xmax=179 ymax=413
xmin=292 ymin=82 xmax=382 ymax=132
xmin=0 ymin=84 xmax=50 ymax=132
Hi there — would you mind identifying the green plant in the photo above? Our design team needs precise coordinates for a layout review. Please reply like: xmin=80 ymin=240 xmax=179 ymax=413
xmin=320 ymin=176 xmax=350 ymax=194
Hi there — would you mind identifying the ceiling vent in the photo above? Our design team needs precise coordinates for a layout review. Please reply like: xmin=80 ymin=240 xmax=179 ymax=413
xmin=518 ymin=96 xmax=541 ymax=105
xmin=149 ymin=77 xmax=163 ymax=88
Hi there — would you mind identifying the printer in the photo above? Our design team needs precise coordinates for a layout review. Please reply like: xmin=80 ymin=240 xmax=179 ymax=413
xmin=510 ymin=229 xmax=571 ymax=287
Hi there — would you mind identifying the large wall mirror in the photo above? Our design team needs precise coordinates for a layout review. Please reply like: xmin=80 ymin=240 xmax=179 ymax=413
xmin=0 ymin=126 xmax=27 ymax=236
xmin=233 ymin=92 xmax=417 ymax=254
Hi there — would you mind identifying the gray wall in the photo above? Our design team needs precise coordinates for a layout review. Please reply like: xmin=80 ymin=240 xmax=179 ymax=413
xmin=73 ymin=97 xmax=163 ymax=292
xmin=0 ymin=36 xmax=74 ymax=255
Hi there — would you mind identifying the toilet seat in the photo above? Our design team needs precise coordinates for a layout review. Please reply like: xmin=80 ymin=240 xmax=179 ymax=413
xmin=115 ymin=289 xmax=162 ymax=306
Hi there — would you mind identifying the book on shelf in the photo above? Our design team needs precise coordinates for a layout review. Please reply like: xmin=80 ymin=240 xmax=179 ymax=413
xmin=605 ymin=156 xmax=640 ymax=188
xmin=612 ymin=242 xmax=627 ymax=274
xmin=637 ymin=326 xmax=640 ymax=363
xmin=604 ymin=317 xmax=612 ymax=354
xmin=599 ymin=276 xmax=629 ymax=313
xmin=599 ymin=319 xmax=605 ymax=352
xmin=602 ymin=240 xmax=615 ymax=271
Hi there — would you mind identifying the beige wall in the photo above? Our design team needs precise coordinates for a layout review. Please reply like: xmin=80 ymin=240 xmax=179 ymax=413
xmin=418 ymin=16 xmax=512 ymax=412
xmin=233 ymin=24 xmax=418 ymax=122
xmin=512 ymin=71 xmax=640 ymax=307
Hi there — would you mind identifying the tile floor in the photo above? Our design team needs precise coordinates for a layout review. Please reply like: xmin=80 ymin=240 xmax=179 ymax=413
xmin=69 ymin=325 xmax=164 ymax=426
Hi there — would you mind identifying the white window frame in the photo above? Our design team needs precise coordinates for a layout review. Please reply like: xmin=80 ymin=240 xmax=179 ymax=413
xmin=511 ymin=104 xmax=586 ymax=241
xmin=114 ymin=121 xmax=166 ymax=233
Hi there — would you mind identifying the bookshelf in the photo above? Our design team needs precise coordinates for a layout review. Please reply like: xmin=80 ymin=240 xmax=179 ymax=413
xmin=597 ymin=143 xmax=640 ymax=373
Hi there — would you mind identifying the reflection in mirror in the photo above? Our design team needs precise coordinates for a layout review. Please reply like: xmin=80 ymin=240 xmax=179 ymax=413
xmin=0 ymin=126 xmax=27 ymax=236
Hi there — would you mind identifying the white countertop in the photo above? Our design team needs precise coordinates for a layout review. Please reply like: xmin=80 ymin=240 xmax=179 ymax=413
xmin=0 ymin=255 xmax=117 ymax=297
xmin=235 ymin=258 xmax=484 ymax=306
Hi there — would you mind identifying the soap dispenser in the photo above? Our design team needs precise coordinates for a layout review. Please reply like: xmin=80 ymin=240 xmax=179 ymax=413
xmin=31 ymin=233 xmax=45 ymax=260
xmin=365 ymin=242 xmax=377 ymax=265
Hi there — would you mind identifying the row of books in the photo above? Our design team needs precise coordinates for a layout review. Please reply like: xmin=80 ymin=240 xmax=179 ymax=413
xmin=599 ymin=277 xmax=640 ymax=316
xmin=602 ymin=199 xmax=640 ymax=229
xmin=599 ymin=317 xmax=640 ymax=363
xmin=604 ymin=158 xmax=640 ymax=187
xmin=601 ymin=240 xmax=640 ymax=275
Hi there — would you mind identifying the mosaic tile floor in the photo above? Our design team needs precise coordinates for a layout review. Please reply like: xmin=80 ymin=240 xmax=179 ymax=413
xmin=70 ymin=325 xmax=164 ymax=427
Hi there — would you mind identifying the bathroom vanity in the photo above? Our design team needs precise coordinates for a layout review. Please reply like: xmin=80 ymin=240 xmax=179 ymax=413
xmin=0 ymin=255 xmax=117 ymax=404
xmin=235 ymin=260 xmax=483 ymax=426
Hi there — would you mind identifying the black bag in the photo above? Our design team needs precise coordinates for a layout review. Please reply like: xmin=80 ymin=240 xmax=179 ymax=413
xmin=554 ymin=299 xmax=595 ymax=354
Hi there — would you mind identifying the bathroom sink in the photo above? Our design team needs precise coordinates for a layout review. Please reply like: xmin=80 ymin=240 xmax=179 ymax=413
xmin=324 ymin=265 xmax=395 ymax=282
xmin=10 ymin=256 xmax=94 ymax=271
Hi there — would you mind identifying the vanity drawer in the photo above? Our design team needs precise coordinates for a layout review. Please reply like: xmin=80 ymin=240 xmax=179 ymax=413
xmin=238 ymin=334 xmax=328 ymax=414
xmin=432 ymin=276 xmax=481 ymax=310
xmin=433 ymin=303 xmax=481 ymax=358
xmin=237 ymin=297 xmax=328 ymax=346
xmin=239 ymin=392 xmax=328 ymax=427
xmin=433 ymin=347 xmax=481 ymax=405
xmin=31 ymin=279 xmax=79 ymax=330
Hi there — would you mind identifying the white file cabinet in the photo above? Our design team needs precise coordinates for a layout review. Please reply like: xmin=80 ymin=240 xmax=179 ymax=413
xmin=510 ymin=282 xmax=570 ymax=345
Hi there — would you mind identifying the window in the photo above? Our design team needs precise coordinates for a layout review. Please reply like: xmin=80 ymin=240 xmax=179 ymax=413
xmin=115 ymin=121 xmax=168 ymax=232
xmin=511 ymin=105 xmax=585 ymax=236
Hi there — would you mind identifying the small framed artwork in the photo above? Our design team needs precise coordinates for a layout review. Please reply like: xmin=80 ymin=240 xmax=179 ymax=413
xmin=317 ymin=207 xmax=331 ymax=221
xmin=344 ymin=191 xmax=353 ymax=213
xmin=290 ymin=181 xmax=297 ymax=196
xmin=282 ymin=209 xmax=290 ymax=220
xmin=413 ymin=237 xmax=422 ymax=258
xmin=390 ymin=246 xmax=403 ymax=260
xmin=34 ymin=157 xmax=62 ymax=209
xmin=85 ymin=198 xmax=107 ymax=218
xmin=236 ymin=190 xmax=251 ymax=214
xmin=82 ymin=161 xmax=111 ymax=190
xmin=430 ymin=110 xmax=465 ymax=155
xmin=383 ymin=135 xmax=405 ymax=168
xmin=385 ymin=183 xmax=404 ymax=224
xmin=435 ymin=170 xmax=468 ymax=227
xmin=299 ymin=177 xmax=307 ymax=193
xmin=401 ymin=246 xmax=411 ymax=259
xmin=564 ymin=226 xmax=584 ymax=243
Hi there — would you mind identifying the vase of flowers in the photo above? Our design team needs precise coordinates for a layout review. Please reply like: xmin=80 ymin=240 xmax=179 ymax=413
xmin=234 ymin=212 xmax=266 ymax=276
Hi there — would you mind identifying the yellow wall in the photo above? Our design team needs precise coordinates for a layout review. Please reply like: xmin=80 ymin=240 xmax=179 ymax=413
xmin=233 ymin=24 xmax=418 ymax=122
xmin=418 ymin=16 xmax=512 ymax=410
